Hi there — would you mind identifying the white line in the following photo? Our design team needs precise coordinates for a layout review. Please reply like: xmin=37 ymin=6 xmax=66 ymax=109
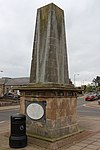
xmin=0 ymin=121 xmax=6 ymax=124
xmin=0 ymin=108 xmax=19 ymax=112
xmin=83 ymin=104 xmax=100 ymax=109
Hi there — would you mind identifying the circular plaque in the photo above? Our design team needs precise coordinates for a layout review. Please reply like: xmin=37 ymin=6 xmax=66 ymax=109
xmin=26 ymin=103 xmax=44 ymax=120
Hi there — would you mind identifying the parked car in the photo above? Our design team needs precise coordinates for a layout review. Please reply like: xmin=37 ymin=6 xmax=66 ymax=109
xmin=93 ymin=93 xmax=98 ymax=100
xmin=3 ymin=92 xmax=20 ymax=100
xmin=85 ymin=93 xmax=95 ymax=101
xmin=96 ymin=92 xmax=100 ymax=99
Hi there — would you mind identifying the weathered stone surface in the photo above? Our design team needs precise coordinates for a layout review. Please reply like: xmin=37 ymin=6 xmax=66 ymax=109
xmin=19 ymin=3 xmax=79 ymax=141
xmin=30 ymin=3 xmax=69 ymax=84
xmin=20 ymin=93 xmax=78 ymax=138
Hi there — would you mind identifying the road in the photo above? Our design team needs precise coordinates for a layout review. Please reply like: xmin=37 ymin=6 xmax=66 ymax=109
xmin=0 ymin=109 xmax=19 ymax=122
xmin=77 ymin=97 xmax=100 ymax=117
xmin=77 ymin=96 xmax=100 ymax=131
xmin=0 ymin=108 xmax=19 ymax=133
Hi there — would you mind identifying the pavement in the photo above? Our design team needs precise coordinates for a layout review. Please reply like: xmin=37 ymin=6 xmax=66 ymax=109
xmin=0 ymin=100 xmax=100 ymax=150
xmin=0 ymin=105 xmax=20 ymax=111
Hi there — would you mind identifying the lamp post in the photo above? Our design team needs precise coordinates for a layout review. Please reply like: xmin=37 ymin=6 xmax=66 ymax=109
xmin=0 ymin=70 xmax=4 ymax=96
xmin=74 ymin=74 xmax=79 ymax=87
xmin=0 ymin=70 xmax=3 ymax=77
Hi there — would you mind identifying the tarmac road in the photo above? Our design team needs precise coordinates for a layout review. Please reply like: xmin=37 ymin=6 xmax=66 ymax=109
xmin=0 ymin=109 xmax=19 ymax=122
xmin=77 ymin=97 xmax=100 ymax=132
xmin=77 ymin=97 xmax=100 ymax=117
xmin=77 ymin=106 xmax=100 ymax=117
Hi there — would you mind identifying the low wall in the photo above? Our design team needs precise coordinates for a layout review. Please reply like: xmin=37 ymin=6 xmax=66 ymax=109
xmin=0 ymin=99 xmax=19 ymax=107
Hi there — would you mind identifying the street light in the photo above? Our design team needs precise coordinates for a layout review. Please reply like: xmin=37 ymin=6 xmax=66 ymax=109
xmin=0 ymin=70 xmax=3 ymax=78
xmin=74 ymin=74 xmax=79 ymax=87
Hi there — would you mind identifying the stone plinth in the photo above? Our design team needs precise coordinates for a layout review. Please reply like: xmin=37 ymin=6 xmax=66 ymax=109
xmin=19 ymin=84 xmax=79 ymax=139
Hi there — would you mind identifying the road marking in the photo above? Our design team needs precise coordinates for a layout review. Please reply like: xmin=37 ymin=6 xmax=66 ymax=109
xmin=0 ymin=121 xmax=6 ymax=124
xmin=77 ymin=105 xmax=83 ymax=108
xmin=0 ymin=108 xmax=19 ymax=112
xmin=83 ymin=104 xmax=100 ymax=109
xmin=77 ymin=103 xmax=100 ymax=109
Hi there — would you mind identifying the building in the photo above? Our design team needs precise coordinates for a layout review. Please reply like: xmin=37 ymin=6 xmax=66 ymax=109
xmin=0 ymin=77 xmax=29 ymax=96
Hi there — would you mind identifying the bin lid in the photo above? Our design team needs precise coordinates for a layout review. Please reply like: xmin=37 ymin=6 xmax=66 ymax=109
xmin=11 ymin=114 xmax=26 ymax=121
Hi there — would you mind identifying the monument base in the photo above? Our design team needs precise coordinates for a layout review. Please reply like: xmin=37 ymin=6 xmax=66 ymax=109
xmin=19 ymin=83 xmax=79 ymax=139
xmin=28 ymin=129 xmax=91 ymax=150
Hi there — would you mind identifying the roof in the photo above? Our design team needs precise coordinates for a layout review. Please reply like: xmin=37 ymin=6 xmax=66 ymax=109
xmin=5 ymin=77 xmax=29 ymax=86
xmin=0 ymin=78 xmax=6 ymax=85
xmin=0 ymin=77 xmax=11 ymax=85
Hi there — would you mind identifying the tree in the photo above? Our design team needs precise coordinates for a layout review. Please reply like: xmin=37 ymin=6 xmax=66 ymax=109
xmin=93 ymin=76 xmax=100 ymax=86
xmin=86 ymin=84 xmax=93 ymax=93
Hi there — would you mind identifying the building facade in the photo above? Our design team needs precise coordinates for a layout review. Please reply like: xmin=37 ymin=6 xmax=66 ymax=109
xmin=0 ymin=77 xmax=29 ymax=96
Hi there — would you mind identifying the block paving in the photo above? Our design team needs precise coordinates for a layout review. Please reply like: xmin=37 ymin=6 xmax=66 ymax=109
xmin=1 ymin=122 xmax=100 ymax=150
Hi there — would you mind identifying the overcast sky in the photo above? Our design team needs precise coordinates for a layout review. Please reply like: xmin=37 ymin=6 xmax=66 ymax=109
xmin=0 ymin=0 xmax=100 ymax=86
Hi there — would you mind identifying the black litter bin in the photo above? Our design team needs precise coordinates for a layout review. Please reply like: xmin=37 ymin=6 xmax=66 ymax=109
xmin=9 ymin=113 xmax=27 ymax=148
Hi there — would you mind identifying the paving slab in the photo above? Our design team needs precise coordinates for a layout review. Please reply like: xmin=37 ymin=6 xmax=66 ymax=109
xmin=0 ymin=121 xmax=94 ymax=150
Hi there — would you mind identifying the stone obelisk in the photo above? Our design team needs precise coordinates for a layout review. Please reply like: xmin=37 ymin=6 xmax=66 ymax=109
xmin=19 ymin=3 xmax=79 ymax=148
xmin=30 ymin=3 xmax=69 ymax=84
